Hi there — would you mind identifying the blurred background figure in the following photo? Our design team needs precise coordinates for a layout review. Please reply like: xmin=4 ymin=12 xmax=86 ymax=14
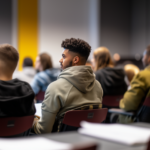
xmin=85 ymin=60 xmax=93 ymax=70
xmin=13 ymin=57 xmax=36 ymax=83
xmin=124 ymin=64 xmax=140 ymax=89
xmin=92 ymin=47 xmax=127 ymax=96
xmin=31 ymin=53 xmax=60 ymax=103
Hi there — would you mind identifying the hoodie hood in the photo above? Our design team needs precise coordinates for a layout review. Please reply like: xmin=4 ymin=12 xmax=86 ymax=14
xmin=58 ymin=66 xmax=95 ymax=93
xmin=0 ymin=79 xmax=34 ymax=99
xmin=0 ymin=79 xmax=35 ymax=117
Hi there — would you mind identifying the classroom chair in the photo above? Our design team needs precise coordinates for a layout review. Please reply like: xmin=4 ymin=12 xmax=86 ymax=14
xmin=72 ymin=143 xmax=98 ymax=150
xmin=0 ymin=115 xmax=34 ymax=137
xmin=102 ymin=95 xmax=123 ymax=109
xmin=56 ymin=108 xmax=108 ymax=132
xmin=109 ymin=88 xmax=150 ymax=123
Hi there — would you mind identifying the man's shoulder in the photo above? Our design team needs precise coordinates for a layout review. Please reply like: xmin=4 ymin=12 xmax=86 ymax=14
xmin=36 ymin=69 xmax=60 ymax=80
xmin=33 ymin=70 xmax=52 ymax=82
xmin=136 ymin=68 xmax=150 ymax=79
xmin=140 ymin=67 xmax=150 ymax=74
xmin=11 ymin=78 xmax=30 ymax=85
xmin=94 ymin=79 xmax=103 ymax=92
xmin=35 ymin=71 xmax=47 ymax=78
xmin=47 ymin=78 xmax=72 ymax=91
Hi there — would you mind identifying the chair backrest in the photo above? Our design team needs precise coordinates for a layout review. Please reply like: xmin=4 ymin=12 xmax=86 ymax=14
xmin=137 ymin=88 xmax=150 ymax=122
xmin=102 ymin=95 xmax=123 ymax=107
xmin=143 ymin=89 xmax=150 ymax=107
xmin=62 ymin=108 xmax=108 ymax=127
xmin=0 ymin=115 xmax=34 ymax=137
xmin=72 ymin=143 xmax=97 ymax=150
xmin=36 ymin=90 xmax=45 ymax=101
xmin=146 ymin=140 xmax=150 ymax=150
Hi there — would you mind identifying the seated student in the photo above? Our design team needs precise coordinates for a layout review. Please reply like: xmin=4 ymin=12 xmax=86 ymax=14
xmin=92 ymin=47 xmax=127 ymax=97
xmin=0 ymin=44 xmax=35 ymax=118
xmin=119 ymin=45 xmax=150 ymax=123
xmin=13 ymin=57 xmax=36 ymax=83
xmin=32 ymin=38 xmax=103 ymax=134
xmin=31 ymin=53 xmax=60 ymax=102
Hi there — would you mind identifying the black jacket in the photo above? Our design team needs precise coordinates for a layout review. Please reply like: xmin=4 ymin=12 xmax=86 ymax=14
xmin=95 ymin=67 xmax=127 ymax=96
xmin=0 ymin=79 xmax=35 ymax=117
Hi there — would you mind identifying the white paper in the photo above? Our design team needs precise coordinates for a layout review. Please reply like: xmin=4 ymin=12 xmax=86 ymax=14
xmin=0 ymin=137 xmax=72 ymax=150
xmin=35 ymin=103 xmax=42 ymax=117
xmin=78 ymin=121 xmax=150 ymax=145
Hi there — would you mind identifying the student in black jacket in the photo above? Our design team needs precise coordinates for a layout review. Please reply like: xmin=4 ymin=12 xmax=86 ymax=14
xmin=0 ymin=44 xmax=35 ymax=118
xmin=92 ymin=47 xmax=127 ymax=96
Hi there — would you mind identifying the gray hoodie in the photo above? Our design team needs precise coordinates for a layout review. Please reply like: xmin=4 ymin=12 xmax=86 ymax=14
xmin=33 ymin=66 xmax=103 ymax=134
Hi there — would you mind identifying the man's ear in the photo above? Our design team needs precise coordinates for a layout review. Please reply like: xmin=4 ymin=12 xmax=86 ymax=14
xmin=73 ymin=56 xmax=80 ymax=65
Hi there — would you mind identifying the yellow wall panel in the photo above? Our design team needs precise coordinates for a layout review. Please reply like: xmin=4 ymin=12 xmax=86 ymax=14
xmin=18 ymin=0 xmax=38 ymax=70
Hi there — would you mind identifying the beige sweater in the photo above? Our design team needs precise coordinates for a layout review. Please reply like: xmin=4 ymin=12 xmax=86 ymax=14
xmin=33 ymin=66 xmax=103 ymax=134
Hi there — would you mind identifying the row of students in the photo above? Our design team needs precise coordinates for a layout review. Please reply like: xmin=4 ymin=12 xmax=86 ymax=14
xmin=13 ymin=45 xmax=138 ymax=104
xmin=1 ymin=38 xmax=149 ymax=135
xmin=32 ymin=39 xmax=150 ymax=132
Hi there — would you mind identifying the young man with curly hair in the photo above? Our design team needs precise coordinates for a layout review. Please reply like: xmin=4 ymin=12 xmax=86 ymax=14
xmin=33 ymin=38 xmax=103 ymax=134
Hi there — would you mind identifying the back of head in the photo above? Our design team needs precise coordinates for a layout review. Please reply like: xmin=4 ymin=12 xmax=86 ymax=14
xmin=93 ymin=47 xmax=114 ymax=71
xmin=23 ymin=57 xmax=33 ymax=67
xmin=0 ymin=44 xmax=19 ymax=76
xmin=39 ymin=53 xmax=53 ymax=71
xmin=61 ymin=38 xmax=91 ymax=64
xmin=124 ymin=64 xmax=140 ymax=82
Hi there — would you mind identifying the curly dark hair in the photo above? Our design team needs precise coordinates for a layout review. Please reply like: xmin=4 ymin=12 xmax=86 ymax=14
xmin=23 ymin=57 xmax=33 ymax=67
xmin=61 ymin=38 xmax=91 ymax=61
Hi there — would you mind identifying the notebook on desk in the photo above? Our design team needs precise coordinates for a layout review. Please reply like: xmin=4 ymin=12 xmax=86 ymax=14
xmin=35 ymin=103 xmax=42 ymax=117
xmin=0 ymin=137 xmax=71 ymax=150
xmin=0 ymin=137 xmax=97 ymax=150
xmin=78 ymin=121 xmax=150 ymax=145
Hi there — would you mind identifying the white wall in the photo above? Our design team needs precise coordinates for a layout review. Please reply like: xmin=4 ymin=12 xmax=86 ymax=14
xmin=38 ymin=0 xmax=100 ymax=67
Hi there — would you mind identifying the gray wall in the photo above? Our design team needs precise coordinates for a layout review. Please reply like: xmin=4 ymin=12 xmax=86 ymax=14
xmin=130 ymin=0 xmax=150 ymax=55
xmin=0 ymin=0 xmax=150 ymax=58
xmin=100 ymin=0 xmax=131 ymax=57
xmin=100 ymin=0 xmax=150 ymax=57
xmin=0 ymin=0 xmax=12 ymax=44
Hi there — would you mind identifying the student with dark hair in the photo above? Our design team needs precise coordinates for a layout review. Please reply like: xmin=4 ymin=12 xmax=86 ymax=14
xmin=31 ymin=53 xmax=60 ymax=102
xmin=32 ymin=38 xmax=103 ymax=134
xmin=23 ymin=57 xmax=33 ymax=67
xmin=13 ymin=57 xmax=36 ymax=83
xmin=0 ymin=44 xmax=35 ymax=118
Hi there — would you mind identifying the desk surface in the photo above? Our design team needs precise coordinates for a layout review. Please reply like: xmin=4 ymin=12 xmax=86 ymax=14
xmin=41 ymin=122 xmax=150 ymax=150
